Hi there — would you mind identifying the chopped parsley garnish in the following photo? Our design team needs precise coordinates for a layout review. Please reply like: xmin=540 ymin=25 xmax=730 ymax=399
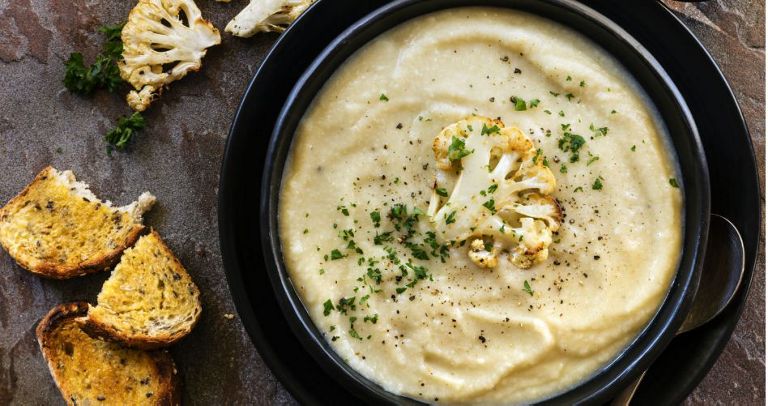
xmin=338 ymin=206 xmax=350 ymax=216
xmin=436 ymin=188 xmax=448 ymax=197
xmin=631 ymin=145 xmax=637 ymax=152
xmin=370 ymin=210 xmax=381 ymax=227
xmin=366 ymin=267 xmax=382 ymax=284
xmin=580 ymin=80 xmax=586 ymax=87
xmin=523 ymin=280 xmax=534 ymax=296
xmin=349 ymin=327 xmax=363 ymax=340
xmin=406 ymin=242 xmax=430 ymax=260
xmin=373 ymin=231 xmax=393 ymax=245
xmin=445 ymin=211 xmax=457 ymax=225
xmin=481 ymin=123 xmax=502 ymax=135
xmin=396 ymin=287 xmax=407 ymax=294
xmin=532 ymin=148 xmax=543 ymax=164
xmin=511 ymin=96 xmax=527 ymax=111
xmin=64 ymin=23 xmax=125 ymax=95
xmin=447 ymin=136 xmax=474 ymax=162
xmin=330 ymin=249 xmax=345 ymax=260
xmin=549 ymin=91 xmax=560 ymax=97
xmin=669 ymin=178 xmax=679 ymax=188
xmin=487 ymin=184 xmax=498 ymax=194
xmin=587 ymin=153 xmax=600 ymax=166
xmin=565 ymin=93 xmax=575 ymax=101
xmin=336 ymin=297 xmax=356 ymax=314
xmin=592 ymin=176 xmax=604 ymax=190
xmin=379 ymin=93 xmax=389 ymax=101
xmin=364 ymin=314 xmax=379 ymax=324
xmin=560 ymin=164 xmax=568 ymax=174
xmin=590 ymin=123 xmax=609 ymax=137
xmin=105 ymin=112 xmax=145 ymax=153
xmin=574 ymin=186 xmax=584 ymax=192
xmin=557 ymin=131 xmax=586 ymax=163
xmin=323 ymin=299 xmax=334 ymax=316
xmin=566 ymin=75 xmax=572 ymax=81
xmin=483 ymin=199 xmax=496 ymax=214
xmin=529 ymin=99 xmax=540 ymax=108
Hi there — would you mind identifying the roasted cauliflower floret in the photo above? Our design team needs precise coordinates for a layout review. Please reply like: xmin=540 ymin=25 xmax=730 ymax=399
xmin=119 ymin=0 xmax=221 ymax=111
xmin=428 ymin=117 xmax=561 ymax=269
xmin=226 ymin=0 xmax=315 ymax=38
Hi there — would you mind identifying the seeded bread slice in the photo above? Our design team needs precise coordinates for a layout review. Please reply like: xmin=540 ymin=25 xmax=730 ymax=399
xmin=79 ymin=231 xmax=202 ymax=349
xmin=0 ymin=166 xmax=155 ymax=279
xmin=36 ymin=302 xmax=180 ymax=406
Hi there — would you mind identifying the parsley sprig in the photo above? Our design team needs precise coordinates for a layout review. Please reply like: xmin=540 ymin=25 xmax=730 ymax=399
xmin=64 ymin=24 xmax=125 ymax=95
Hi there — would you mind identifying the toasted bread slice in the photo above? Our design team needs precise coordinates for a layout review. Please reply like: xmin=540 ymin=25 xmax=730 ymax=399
xmin=0 ymin=166 xmax=155 ymax=279
xmin=79 ymin=231 xmax=202 ymax=349
xmin=36 ymin=302 xmax=180 ymax=406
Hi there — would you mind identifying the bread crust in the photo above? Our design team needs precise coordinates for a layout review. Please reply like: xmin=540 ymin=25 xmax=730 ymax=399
xmin=36 ymin=302 xmax=181 ymax=406
xmin=79 ymin=231 xmax=202 ymax=350
xmin=79 ymin=305 xmax=197 ymax=350
xmin=0 ymin=166 xmax=147 ymax=279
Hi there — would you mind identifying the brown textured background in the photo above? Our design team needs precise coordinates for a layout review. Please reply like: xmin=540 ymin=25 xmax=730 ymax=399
xmin=0 ymin=0 xmax=763 ymax=404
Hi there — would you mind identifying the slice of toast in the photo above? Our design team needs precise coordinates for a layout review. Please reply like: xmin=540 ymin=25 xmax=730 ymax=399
xmin=36 ymin=302 xmax=180 ymax=406
xmin=0 ymin=166 xmax=155 ymax=279
xmin=79 ymin=231 xmax=202 ymax=349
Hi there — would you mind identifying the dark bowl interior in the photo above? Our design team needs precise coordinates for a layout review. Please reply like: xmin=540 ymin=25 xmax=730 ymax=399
xmin=261 ymin=0 xmax=711 ymax=404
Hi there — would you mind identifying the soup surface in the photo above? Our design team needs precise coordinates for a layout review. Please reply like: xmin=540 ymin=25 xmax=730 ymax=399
xmin=279 ymin=7 xmax=682 ymax=404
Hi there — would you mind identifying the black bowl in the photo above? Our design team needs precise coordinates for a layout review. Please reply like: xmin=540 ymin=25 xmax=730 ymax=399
xmin=260 ymin=0 xmax=710 ymax=404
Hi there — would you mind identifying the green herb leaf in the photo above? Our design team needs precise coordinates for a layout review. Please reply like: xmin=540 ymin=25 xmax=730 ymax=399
xmin=669 ymin=178 xmax=679 ymax=188
xmin=436 ymin=187 xmax=448 ymax=197
xmin=587 ymin=153 xmax=599 ymax=166
xmin=523 ymin=280 xmax=534 ymax=296
xmin=447 ymin=136 xmax=474 ymax=162
xmin=557 ymin=131 xmax=586 ymax=163
xmin=482 ymin=199 xmax=496 ymax=214
xmin=481 ymin=123 xmax=501 ymax=135
xmin=105 ymin=112 xmax=145 ymax=153
xmin=445 ymin=211 xmax=457 ymax=225
xmin=330 ymin=249 xmax=345 ymax=260
xmin=592 ymin=176 xmax=604 ymax=190
xmin=379 ymin=93 xmax=389 ymax=102
xmin=64 ymin=23 xmax=125 ymax=95
xmin=323 ymin=299 xmax=334 ymax=316
xmin=370 ymin=210 xmax=381 ymax=227
xmin=373 ymin=231 xmax=393 ymax=245
xmin=364 ymin=314 xmax=379 ymax=324
xmin=511 ymin=96 xmax=527 ymax=111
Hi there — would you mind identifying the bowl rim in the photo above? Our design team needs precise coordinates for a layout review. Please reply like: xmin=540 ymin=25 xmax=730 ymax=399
xmin=260 ymin=0 xmax=711 ymax=404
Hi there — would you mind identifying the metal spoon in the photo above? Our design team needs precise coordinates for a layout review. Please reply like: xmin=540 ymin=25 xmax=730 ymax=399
xmin=612 ymin=214 xmax=746 ymax=406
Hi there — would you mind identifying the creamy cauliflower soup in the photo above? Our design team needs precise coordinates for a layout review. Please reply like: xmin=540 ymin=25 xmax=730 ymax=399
xmin=279 ymin=7 xmax=682 ymax=404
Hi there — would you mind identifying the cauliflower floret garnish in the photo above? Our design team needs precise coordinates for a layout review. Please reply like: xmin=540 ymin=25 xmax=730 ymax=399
xmin=119 ymin=0 xmax=221 ymax=112
xmin=226 ymin=0 xmax=315 ymax=38
xmin=427 ymin=117 xmax=562 ymax=269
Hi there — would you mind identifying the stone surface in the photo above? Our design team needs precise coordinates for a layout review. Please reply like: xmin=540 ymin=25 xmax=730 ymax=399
xmin=0 ymin=0 xmax=762 ymax=405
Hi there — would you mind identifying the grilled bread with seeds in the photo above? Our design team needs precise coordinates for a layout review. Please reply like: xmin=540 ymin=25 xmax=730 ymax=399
xmin=37 ymin=302 xmax=180 ymax=406
xmin=0 ymin=166 xmax=155 ymax=278
xmin=79 ymin=231 xmax=202 ymax=349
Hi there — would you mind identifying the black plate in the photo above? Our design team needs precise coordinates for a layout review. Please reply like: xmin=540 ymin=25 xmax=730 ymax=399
xmin=218 ymin=1 xmax=760 ymax=404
